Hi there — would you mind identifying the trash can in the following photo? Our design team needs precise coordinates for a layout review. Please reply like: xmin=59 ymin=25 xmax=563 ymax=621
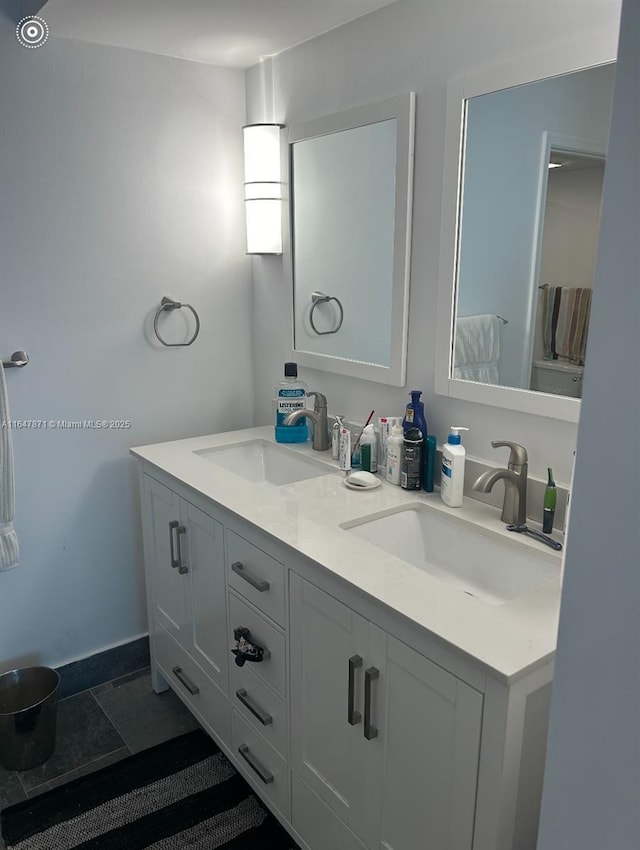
xmin=0 ymin=666 xmax=60 ymax=770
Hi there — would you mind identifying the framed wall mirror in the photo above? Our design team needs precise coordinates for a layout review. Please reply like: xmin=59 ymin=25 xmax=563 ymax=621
xmin=288 ymin=93 xmax=415 ymax=386
xmin=435 ymin=39 xmax=617 ymax=422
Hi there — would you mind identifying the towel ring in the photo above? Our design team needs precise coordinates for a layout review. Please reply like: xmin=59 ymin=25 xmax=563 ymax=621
xmin=309 ymin=291 xmax=344 ymax=336
xmin=2 ymin=351 xmax=29 ymax=368
xmin=153 ymin=297 xmax=201 ymax=347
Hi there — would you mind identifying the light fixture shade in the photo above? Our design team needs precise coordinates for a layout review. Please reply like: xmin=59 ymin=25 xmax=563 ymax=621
xmin=243 ymin=123 xmax=284 ymax=254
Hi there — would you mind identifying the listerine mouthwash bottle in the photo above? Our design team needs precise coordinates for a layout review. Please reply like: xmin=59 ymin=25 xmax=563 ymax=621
xmin=274 ymin=362 xmax=308 ymax=443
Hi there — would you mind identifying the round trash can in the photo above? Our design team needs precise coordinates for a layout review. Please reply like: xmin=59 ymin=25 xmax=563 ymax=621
xmin=0 ymin=666 xmax=60 ymax=771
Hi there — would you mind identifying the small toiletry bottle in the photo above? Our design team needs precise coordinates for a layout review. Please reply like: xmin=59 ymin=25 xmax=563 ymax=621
xmin=423 ymin=434 xmax=437 ymax=493
xmin=401 ymin=427 xmax=424 ymax=490
xmin=378 ymin=417 xmax=402 ymax=470
xmin=331 ymin=417 xmax=343 ymax=460
xmin=386 ymin=424 xmax=404 ymax=485
xmin=440 ymin=426 xmax=469 ymax=507
xmin=543 ymin=468 xmax=556 ymax=533
xmin=338 ymin=425 xmax=352 ymax=471
xmin=360 ymin=424 xmax=378 ymax=473
xmin=274 ymin=363 xmax=308 ymax=444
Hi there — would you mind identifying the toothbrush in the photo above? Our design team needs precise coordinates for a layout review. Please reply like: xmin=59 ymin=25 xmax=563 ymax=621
xmin=352 ymin=410 xmax=375 ymax=458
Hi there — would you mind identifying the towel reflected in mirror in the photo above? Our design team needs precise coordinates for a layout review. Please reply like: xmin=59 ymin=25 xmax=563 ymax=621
xmin=453 ymin=314 xmax=503 ymax=384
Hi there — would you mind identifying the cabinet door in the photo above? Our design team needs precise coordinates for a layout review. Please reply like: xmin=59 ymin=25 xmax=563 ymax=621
xmin=183 ymin=500 xmax=229 ymax=696
xmin=145 ymin=477 xmax=187 ymax=644
xmin=372 ymin=632 xmax=483 ymax=850
xmin=290 ymin=575 xmax=369 ymax=840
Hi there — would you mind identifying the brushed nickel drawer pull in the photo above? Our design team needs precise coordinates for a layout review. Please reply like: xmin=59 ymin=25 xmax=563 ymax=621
xmin=348 ymin=655 xmax=362 ymax=725
xmin=231 ymin=561 xmax=270 ymax=592
xmin=364 ymin=666 xmax=379 ymax=740
xmin=172 ymin=665 xmax=199 ymax=695
xmin=176 ymin=525 xmax=188 ymax=574
xmin=238 ymin=743 xmax=274 ymax=784
xmin=169 ymin=520 xmax=180 ymax=568
xmin=236 ymin=688 xmax=273 ymax=726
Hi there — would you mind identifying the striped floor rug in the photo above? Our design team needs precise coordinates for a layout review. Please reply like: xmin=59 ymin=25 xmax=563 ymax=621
xmin=0 ymin=730 xmax=298 ymax=849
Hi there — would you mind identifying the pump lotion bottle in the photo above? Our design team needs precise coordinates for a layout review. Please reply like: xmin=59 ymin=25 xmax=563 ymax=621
xmin=440 ymin=427 xmax=469 ymax=507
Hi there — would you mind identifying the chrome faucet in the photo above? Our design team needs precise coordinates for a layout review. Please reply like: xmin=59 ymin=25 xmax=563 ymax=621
xmin=284 ymin=391 xmax=330 ymax=451
xmin=473 ymin=441 xmax=528 ymax=525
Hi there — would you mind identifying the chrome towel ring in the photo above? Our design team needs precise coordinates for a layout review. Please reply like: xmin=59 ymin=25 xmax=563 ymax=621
xmin=309 ymin=291 xmax=344 ymax=336
xmin=2 ymin=351 xmax=29 ymax=368
xmin=153 ymin=297 xmax=201 ymax=347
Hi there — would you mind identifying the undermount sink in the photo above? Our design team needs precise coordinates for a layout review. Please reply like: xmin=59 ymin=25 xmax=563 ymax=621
xmin=343 ymin=503 xmax=560 ymax=605
xmin=194 ymin=439 xmax=336 ymax=486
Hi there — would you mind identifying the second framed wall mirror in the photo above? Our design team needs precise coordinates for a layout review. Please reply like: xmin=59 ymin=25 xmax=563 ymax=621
xmin=435 ymin=39 xmax=617 ymax=422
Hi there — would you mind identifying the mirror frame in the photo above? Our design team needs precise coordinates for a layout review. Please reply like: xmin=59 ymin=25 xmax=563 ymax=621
xmin=435 ymin=37 xmax=617 ymax=422
xmin=287 ymin=93 xmax=415 ymax=386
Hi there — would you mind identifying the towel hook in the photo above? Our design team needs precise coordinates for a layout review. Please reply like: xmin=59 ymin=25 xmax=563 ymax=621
xmin=2 ymin=351 xmax=29 ymax=368
xmin=153 ymin=297 xmax=200 ymax=347
xmin=309 ymin=291 xmax=344 ymax=336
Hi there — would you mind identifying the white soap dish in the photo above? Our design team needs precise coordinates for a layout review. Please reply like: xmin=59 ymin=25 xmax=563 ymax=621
xmin=344 ymin=472 xmax=381 ymax=491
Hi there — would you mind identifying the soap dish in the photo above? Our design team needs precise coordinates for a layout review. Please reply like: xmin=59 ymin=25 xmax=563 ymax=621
xmin=344 ymin=476 xmax=382 ymax=491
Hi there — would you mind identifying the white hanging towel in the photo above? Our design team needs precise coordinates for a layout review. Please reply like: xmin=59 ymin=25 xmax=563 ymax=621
xmin=0 ymin=364 xmax=19 ymax=571
xmin=453 ymin=314 xmax=502 ymax=384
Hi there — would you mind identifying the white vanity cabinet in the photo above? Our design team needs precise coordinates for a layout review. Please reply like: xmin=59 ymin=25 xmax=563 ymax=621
xmin=133 ymin=431 xmax=557 ymax=850
xmin=289 ymin=574 xmax=483 ymax=850
xmin=140 ymin=473 xmax=231 ymax=744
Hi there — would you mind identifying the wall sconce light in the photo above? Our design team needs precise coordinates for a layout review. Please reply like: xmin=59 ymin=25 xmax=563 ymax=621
xmin=243 ymin=123 xmax=285 ymax=255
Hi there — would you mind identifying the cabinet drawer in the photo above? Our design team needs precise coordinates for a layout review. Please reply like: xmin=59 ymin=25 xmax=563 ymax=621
xmin=154 ymin=625 xmax=231 ymax=747
xmin=232 ymin=710 xmax=290 ymax=820
xmin=231 ymin=660 xmax=287 ymax=757
xmin=229 ymin=592 xmax=286 ymax=697
xmin=292 ymin=774 xmax=367 ymax=850
xmin=227 ymin=530 xmax=286 ymax=627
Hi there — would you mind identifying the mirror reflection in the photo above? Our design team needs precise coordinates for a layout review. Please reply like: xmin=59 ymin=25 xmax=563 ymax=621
xmin=292 ymin=119 xmax=397 ymax=367
xmin=453 ymin=63 xmax=615 ymax=399
xmin=288 ymin=93 xmax=415 ymax=387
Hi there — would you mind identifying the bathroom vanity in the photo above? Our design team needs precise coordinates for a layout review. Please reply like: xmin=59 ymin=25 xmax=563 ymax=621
xmin=131 ymin=427 xmax=561 ymax=850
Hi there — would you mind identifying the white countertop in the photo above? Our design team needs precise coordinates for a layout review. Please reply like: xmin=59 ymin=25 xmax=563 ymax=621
xmin=131 ymin=426 xmax=562 ymax=682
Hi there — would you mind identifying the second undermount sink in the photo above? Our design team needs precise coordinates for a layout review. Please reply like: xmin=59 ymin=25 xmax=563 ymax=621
xmin=194 ymin=439 xmax=336 ymax=486
xmin=343 ymin=503 xmax=560 ymax=605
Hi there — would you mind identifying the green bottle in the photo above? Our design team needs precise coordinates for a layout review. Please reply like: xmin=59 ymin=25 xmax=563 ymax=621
xmin=543 ymin=468 xmax=556 ymax=533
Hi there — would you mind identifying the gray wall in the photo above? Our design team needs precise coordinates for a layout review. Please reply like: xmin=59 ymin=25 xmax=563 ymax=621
xmin=246 ymin=0 xmax=621 ymax=486
xmin=0 ymin=2 xmax=254 ymax=667
xmin=537 ymin=0 xmax=640 ymax=844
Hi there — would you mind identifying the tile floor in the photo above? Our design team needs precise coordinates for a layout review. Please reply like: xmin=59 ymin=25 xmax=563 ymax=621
xmin=0 ymin=667 xmax=199 ymax=849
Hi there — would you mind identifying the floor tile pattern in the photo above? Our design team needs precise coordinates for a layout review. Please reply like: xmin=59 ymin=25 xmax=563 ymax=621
xmin=0 ymin=667 xmax=198 ymax=850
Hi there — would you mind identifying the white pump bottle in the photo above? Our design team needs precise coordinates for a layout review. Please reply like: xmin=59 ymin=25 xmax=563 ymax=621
xmin=440 ymin=426 xmax=469 ymax=508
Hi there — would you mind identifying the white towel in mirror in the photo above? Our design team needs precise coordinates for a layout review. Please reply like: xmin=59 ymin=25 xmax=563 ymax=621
xmin=454 ymin=314 xmax=502 ymax=383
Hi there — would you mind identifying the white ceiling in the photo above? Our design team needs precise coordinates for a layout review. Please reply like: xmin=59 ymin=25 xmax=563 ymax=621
xmin=38 ymin=0 xmax=397 ymax=68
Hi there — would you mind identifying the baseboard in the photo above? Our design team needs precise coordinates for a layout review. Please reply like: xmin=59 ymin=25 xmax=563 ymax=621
xmin=56 ymin=636 xmax=150 ymax=699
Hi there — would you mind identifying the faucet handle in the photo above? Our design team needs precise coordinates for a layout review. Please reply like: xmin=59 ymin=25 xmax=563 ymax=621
xmin=490 ymin=440 xmax=528 ymax=470
xmin=306 ymin=391 xmax=327 ymax=412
